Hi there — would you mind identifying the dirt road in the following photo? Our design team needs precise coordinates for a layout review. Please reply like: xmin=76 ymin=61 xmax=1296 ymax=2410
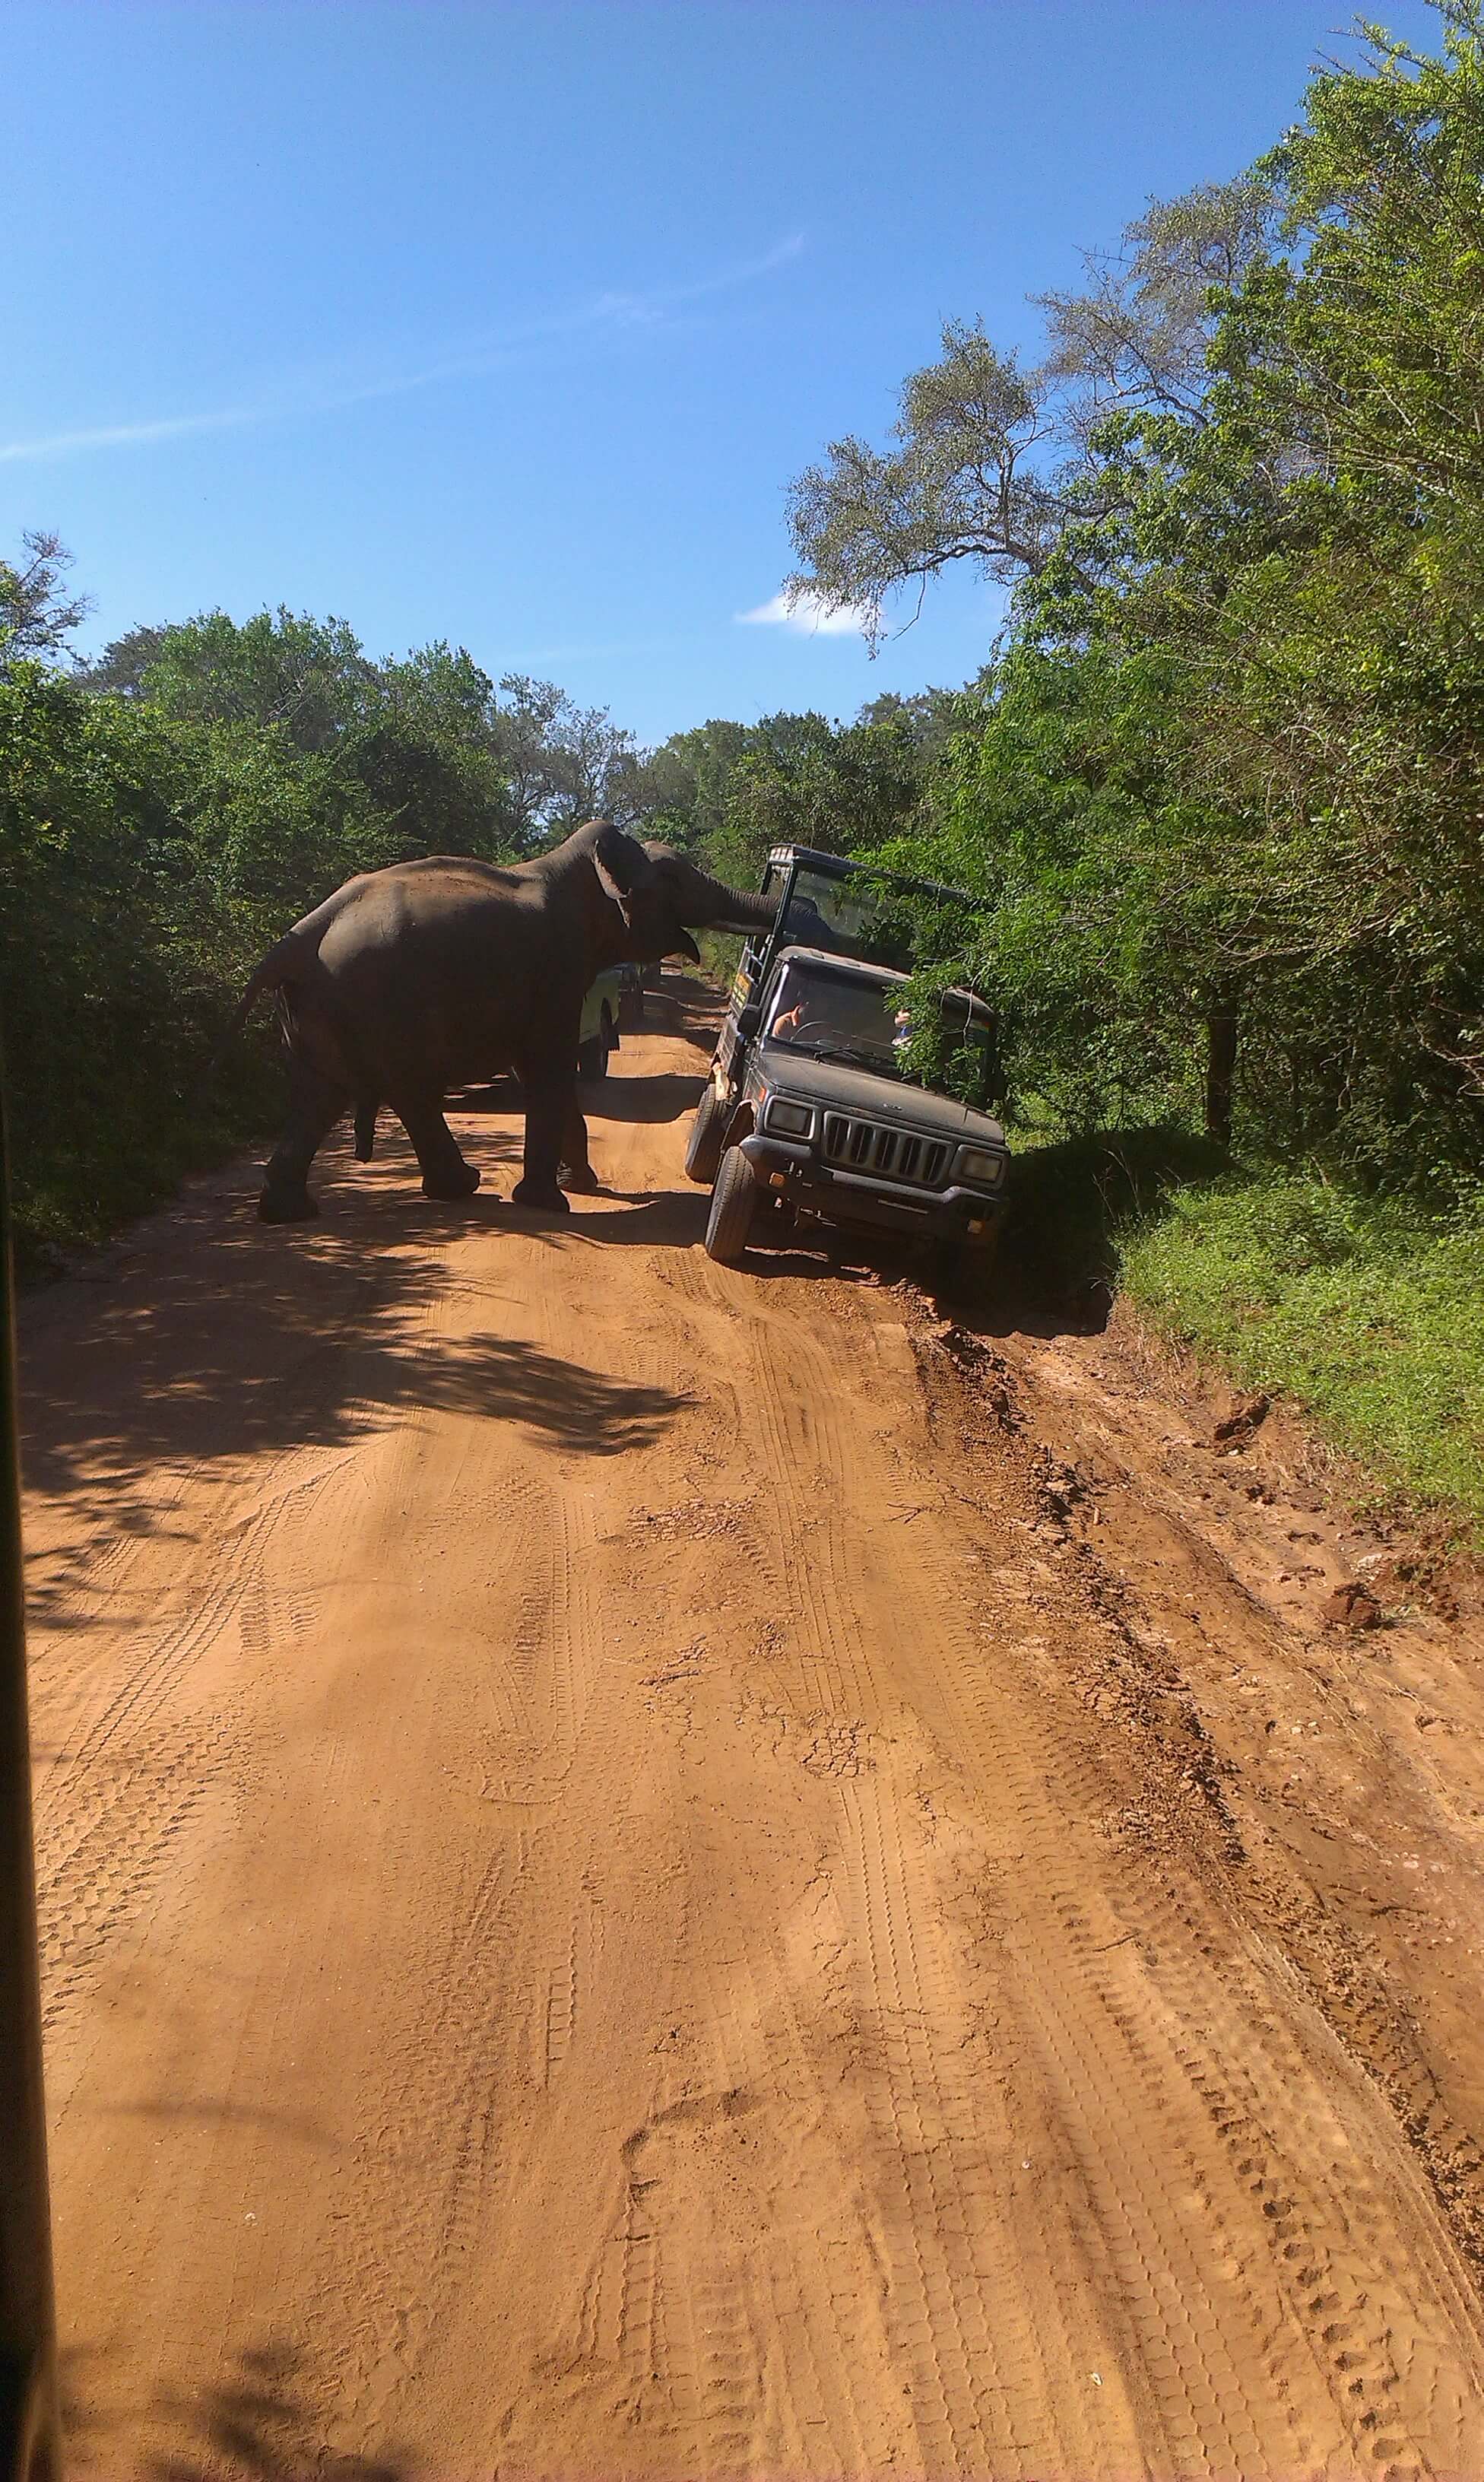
xmin=22 ymin=986 xmax=1484 ymax=2479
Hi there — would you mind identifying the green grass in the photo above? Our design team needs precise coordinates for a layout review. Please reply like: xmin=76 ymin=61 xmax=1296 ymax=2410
xmin=1002 ymin=1128 xmax=1484 ymax=1537
xmin=1122 ymin=1178 xmax=1484 ymax=1531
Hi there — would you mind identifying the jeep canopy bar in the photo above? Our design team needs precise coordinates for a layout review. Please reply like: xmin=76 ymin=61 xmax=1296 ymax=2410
xmin=764 ymin=846 xmax=978 ymax=914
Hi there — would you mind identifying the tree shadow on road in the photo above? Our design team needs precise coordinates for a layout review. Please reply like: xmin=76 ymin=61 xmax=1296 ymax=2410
xmin=423 ymin=1333 xmax=688 ymax=1453
xmin=147 ymin=2343 xmax=409 ymax=2482
xmin=936 ymin=1126 xmax=1234 ymax=1344
xmin=642 ymin=974 xmax=723 ymax=1056
xmin=106 ymin=2094 xmax=338 ymax=2150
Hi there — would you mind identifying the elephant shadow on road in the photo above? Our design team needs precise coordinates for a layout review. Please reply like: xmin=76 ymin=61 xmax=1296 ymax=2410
xmin=519 ymin=1187 xmax=709 ymax=1252
xmin=581 ymin=1071 xmax=705 ymax=1124
xmin=452 ymin=1068 xmax=703 ymax=1127
xmin=18 ymin=1135 xmax=693 ymax=1611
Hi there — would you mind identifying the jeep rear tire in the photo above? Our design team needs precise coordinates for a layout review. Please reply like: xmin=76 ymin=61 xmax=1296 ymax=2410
xmin=705 ymin=1145 xmax=758 ymax=1265
xmin=683 ymin=1084 xmax=731 ymax=1184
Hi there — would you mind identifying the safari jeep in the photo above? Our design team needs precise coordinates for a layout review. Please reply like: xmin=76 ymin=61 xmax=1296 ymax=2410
xmin=686 ymin=941 xmax=1009 ymax=1281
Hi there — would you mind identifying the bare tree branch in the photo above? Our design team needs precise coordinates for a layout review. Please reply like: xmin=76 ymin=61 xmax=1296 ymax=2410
xmin=0 ymin=530 xmax=92 ymax=675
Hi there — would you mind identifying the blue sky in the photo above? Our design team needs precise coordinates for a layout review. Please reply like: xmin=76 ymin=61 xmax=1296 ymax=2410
xmin=7 ymin=0 xmax=1436 ymax=745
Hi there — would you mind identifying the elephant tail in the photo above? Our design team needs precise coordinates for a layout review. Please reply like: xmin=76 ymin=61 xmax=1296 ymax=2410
xmin=218 ymin=875 xmax=369 ymax=1058
xmin=228 ymin=929 xmax=318 ymax=1035
xmin=208 ymin=928 xmax=322 ymax=1081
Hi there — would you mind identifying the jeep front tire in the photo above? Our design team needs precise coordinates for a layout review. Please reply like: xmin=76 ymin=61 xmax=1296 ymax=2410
xmin=684 ymin=1084 xmax=731 ymax=1185
xmin=704 ymin=1145 xmax=758 ymax=1264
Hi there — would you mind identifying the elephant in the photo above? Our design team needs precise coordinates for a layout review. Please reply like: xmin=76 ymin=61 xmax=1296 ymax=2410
xmin=229 ymin=817 xmax=779 ymax=1223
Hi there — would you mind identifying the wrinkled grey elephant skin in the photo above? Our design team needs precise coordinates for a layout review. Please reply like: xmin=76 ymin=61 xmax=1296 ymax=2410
xmin=230 ymin=818 xmax=777 ymax=1224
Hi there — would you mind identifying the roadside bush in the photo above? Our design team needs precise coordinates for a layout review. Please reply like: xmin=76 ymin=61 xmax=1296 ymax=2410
xmin=0 ymin=666 xmax=401 ymax=1265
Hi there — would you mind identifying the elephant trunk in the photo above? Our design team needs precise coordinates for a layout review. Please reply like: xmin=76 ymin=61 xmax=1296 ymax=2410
xmin=686 ymin=877 xmax=781 ymax=935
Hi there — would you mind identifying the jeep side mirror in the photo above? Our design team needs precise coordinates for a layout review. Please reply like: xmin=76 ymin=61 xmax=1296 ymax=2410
xmin=736 ymin=1003 xmax=761 ymax=1041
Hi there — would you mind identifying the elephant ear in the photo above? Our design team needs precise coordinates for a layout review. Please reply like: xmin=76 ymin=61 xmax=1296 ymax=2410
xmin=590 ymin=820 xmax=654 ymax=925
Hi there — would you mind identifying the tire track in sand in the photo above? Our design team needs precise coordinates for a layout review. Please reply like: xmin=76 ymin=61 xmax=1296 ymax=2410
xmin=658 ymin=1242 xmax=1484 ymax=2475
xmin=25 ymin=995 xmax=1484 ymax=2479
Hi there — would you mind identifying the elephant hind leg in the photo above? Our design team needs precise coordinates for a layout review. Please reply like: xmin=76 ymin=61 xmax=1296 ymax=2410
xmin=390 ymin=1090 xmax=480 ymax=1202
xmin=353 ymin=1097 xmax=379 ymax=1162
xmin=260 ymin=1062 xmax=349 ymax=1223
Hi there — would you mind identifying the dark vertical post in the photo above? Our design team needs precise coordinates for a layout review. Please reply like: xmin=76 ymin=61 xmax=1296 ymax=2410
xmin=0 ymin=1049 xmax=59 ymax=2482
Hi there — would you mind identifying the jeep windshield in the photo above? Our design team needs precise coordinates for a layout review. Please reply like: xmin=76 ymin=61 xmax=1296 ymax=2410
xmin=763 ymin=960 xmax=986 ymax=1097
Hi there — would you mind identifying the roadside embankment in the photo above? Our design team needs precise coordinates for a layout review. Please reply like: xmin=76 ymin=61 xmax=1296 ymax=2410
xmin=1004 ymin=1135 xmax=1484 ymax=1549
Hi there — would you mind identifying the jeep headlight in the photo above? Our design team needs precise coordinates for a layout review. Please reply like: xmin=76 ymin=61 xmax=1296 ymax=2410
xmin=958 ymin=1145 xmax=1007 ymax=1189
xmin=764 ymin=1096 xmax=813 ymax=1138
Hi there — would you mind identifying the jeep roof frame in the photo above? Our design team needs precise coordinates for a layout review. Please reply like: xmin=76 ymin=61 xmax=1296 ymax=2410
xmin=739 ymin=845 xmax=980 ymax=1001
xmin=763 ymin=843 xmax=977 ymax=912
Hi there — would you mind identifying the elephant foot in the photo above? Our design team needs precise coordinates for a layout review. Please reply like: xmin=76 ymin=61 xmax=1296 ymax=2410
xmin=259 ymin=1185 xmax=318 ymax=1224
xmin=558 ymin=1161 xmax=601 ymax=1194
xmin=422 ymin=1163 xmax=481 ymax=1201
xmin=512 ymin=1176 xmax=570 ymax=1215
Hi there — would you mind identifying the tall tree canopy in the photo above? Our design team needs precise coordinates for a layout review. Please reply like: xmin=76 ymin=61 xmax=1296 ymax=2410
xmin=784 ymin=176 xmax=1279 ymax=645
xmin=777 ymin=2 xmax=1484 ymax=1192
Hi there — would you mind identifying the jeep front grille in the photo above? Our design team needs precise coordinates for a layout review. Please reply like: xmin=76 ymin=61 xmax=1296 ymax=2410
xmin=821 ymin=1113 xmax=950 ymax=1188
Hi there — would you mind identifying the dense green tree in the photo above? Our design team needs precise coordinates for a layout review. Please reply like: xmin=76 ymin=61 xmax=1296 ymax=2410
xmin=122 ymin=606 xmax=377 ymax=751
xmin=778 ymin=2 xmax=1484 ymax=1190
xmin=639 ymin=709 xmax=929 ymax=895
xmin=0 ymin=663 xmax=393 ymax=1252
xmin=71 ymin=623 xmax=171 ymax=699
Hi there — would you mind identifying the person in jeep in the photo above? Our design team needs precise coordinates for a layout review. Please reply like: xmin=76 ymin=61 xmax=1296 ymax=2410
xmin=769 ymin=992 xmax=821 ymax=1041
xmin=767 ymin=963 xmax=899 ymax=1066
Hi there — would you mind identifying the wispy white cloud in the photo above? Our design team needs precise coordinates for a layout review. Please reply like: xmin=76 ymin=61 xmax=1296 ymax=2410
xmin=737 ymin=588 xmax=876 ymax=639
xmin=0 ymin=405 xmax=261 ymax=465
xmin=591 ymin=231 xmax=804 ymax=328
xmin=0 ymin=233 xmax=807 ymax=466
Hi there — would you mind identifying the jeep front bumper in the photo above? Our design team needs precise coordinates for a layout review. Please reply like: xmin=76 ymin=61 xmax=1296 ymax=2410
xmin=737 ymin=1132 xmax=1004 ymax=1248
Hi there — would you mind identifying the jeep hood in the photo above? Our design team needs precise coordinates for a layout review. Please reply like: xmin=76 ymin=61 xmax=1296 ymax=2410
xmin=757 ymin=1042 xmax=1007 ymax=1147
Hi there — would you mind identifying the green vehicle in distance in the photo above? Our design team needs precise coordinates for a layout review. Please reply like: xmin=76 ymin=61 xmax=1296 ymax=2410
xmin=576 ymin=966 xmax=628 ymax=1080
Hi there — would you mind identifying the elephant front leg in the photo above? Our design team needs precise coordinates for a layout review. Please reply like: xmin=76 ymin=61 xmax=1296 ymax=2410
xmin=390 ymin=1090 xmax=480 ymax=1201
xmin=556 ymin=1097 xmax=599 ymax=1195
xmin=512 ymin=1071 xmax=576 ymax=1214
